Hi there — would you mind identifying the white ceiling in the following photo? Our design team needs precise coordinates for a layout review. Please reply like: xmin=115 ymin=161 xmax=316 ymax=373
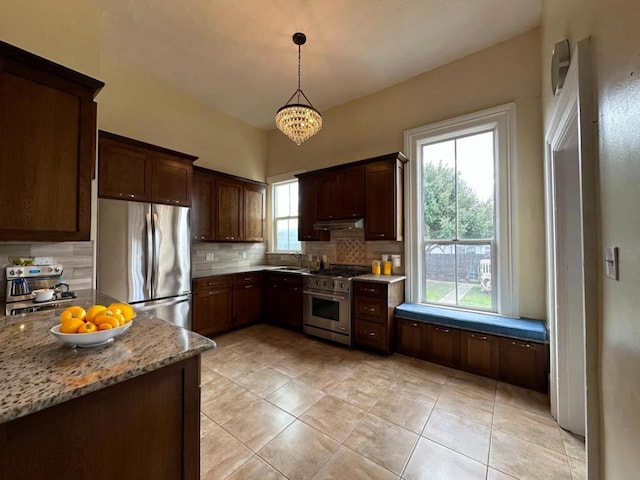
xmin=96 ymin=0 xmax=541 ymax=129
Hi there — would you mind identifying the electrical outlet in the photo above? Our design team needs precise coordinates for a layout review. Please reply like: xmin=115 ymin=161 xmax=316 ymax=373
xmin=241 ymin=251 xmax=247 ymax=259
xmin=605 ymin=246 xmax=618 ymax=280
xmin=205 ymin=252 xmax=214 ymax=262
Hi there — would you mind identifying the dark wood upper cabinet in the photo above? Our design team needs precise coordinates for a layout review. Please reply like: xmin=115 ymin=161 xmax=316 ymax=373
xmin=243 ymin=183 xmax=266 ymax=242
xmin=216 ymin=179 xmax=243 ymax=241
xmin=98 ymin=131 xmax=197 ymax=207
xmin=191 ymin=167 xmax=266 ymax=243
xmin=365 ymin=156 xmax=406 ymax=241
xmin=317 ymin=166 xmax=365 ymax=220
xmin=192 ymin=168 xmax=216 ymax=241
xmin=298 ymin=176 xmax=329 ymax=241
xmin=297 ymin=153 xmax=407 ymax=241
xmin=0 ymin=40 xmax=103 ymax=241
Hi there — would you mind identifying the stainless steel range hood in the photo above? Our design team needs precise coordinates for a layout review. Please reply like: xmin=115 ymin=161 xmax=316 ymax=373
xmin=313 ymin=218 xmax=364 ymax=230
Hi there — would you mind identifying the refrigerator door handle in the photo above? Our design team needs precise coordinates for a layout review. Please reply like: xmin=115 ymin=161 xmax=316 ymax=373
xmin=152 ymin=210 xmax=161 ymax=296
xmin=145 ymin=210 xmax=153 ymax=296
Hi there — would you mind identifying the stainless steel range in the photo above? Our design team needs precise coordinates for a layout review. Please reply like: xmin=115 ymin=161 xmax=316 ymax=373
xmin=5 ymin=264 xmax=76 ymax=315
xmin=303 ymin=265 xmax=369 ymax=345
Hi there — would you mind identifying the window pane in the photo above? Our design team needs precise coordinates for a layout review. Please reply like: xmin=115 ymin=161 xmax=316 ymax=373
xmin=457 ymin=244 xmax=493 ymax=310
xmin=424 ymin=243 xmax=456 ymax=305
xmin=457 ymin=132 xmax=494 ymax=240
xmin=275 ymin=183 xmax=291 ymax=217
xmin=423 ymin=140 xmax=456 ymax=240
xmin=290 ymin=181 xmax=299 ymax=217
xmin=276 ymin=218 xmax=301 ymax=251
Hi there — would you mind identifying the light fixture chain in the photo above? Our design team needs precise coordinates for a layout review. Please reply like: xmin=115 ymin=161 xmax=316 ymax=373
xmin=297 ymin=43 xmax=302 ymax=102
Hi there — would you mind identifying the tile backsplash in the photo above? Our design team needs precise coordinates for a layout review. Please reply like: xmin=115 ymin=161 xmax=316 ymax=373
xmin=0 ymin=242 xmax=94 ymax=297
xmin=192 ymin=242 xmax=267 ymax=276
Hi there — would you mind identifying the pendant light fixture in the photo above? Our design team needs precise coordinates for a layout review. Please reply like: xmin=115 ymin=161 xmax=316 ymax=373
xmin=275 ymin=32 xmax=322 ymax=145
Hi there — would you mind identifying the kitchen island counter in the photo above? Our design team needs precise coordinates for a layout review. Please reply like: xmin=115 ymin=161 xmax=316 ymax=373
xmin=0 ymin=289 xmax=215 ymax=423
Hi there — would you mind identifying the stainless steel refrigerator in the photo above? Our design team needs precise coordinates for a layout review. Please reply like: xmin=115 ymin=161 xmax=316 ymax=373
xmin=97 ymin=198 xmax=192 ymax=329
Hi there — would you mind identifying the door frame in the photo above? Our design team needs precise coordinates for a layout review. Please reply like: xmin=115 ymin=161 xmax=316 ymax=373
xmin=544 ymin=37 xmax=599 ymax=478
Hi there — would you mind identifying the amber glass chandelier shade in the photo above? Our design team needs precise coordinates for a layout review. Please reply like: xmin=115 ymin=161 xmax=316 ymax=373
xmin=275 ymin=32 xmax=322 ymax=145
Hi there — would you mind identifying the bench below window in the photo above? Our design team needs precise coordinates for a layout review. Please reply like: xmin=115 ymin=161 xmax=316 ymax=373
xmin=394 ymin=304 xmax=548 ymax=393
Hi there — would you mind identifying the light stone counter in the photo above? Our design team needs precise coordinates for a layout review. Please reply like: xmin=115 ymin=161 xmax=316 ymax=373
xmin=192 ymin=265 xmax=310 ymax=278
xmin=0 ymin=289 xmax=215 ymax=423
xmin=354 ymin=273 xmax=407 ymax=284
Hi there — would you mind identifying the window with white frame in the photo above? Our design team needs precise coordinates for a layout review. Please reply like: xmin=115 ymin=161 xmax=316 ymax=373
xmin=272 ymin=179 xmax=301 ymax=252
xmin=404 ymin=104 xmax=517 ymax=315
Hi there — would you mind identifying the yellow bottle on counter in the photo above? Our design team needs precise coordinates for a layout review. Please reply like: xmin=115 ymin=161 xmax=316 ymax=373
xmin=383 ymin=261 xmax=392 ymax=275
xmin=371 ymin=260 xmax=381 ymax=275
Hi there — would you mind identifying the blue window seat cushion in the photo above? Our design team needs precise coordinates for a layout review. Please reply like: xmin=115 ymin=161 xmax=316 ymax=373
xmin=394 ymin=303 xmax=548 ymax=343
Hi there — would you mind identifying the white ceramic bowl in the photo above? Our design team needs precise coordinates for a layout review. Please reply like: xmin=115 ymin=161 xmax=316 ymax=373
xmin=50 ymin=321 xmax=133 ymax=348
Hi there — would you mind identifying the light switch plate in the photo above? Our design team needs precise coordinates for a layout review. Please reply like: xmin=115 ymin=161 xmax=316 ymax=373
xmin=605 ymin=247 xmax=619 ymax=280
xmin=205 ymin=252 xmax=214 ymax=262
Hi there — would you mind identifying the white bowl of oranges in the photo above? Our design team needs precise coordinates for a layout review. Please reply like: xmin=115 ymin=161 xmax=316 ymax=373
xmin=50 ymin=303 xmax=135 ymax=348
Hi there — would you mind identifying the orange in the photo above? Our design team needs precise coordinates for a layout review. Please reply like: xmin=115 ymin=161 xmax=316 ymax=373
xmin=60 ymin=306 xmax=87 ymax=323
xmin=86 ymin=305 xmax=107 ymax=323
xmin=77 ymin=322 xmax=97 ymax=334
xmin=109 ymin=302 xmax=135 ymax=322
xmin=98 ymin=322 xmax=113 ymax=331
xmin=94 ymin=312 xmax=121 ymax=329
xmin=60 ymin=318 xmax=85 ymax=333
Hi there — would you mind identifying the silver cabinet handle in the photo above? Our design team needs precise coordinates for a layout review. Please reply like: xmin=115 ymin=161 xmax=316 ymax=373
xmin=472 ymin=334 xmax=488 ymax=340
xmin=118 ymin=193 xmax=135 ymax=198
xmin=367 ymin=332 xmax=376 ymax=336
xmin=409 ymin=323 xmax=419 ymax=327
xmin=436 ymin=327 xmax=450 ymax=333
xmin=363 ymin=288 xmax=377 ymax=293
xmin=372 ymin=233 xmax=385 ymax=237
xmin=337 ymin=326 xmax=347 ymax=331
xmin=512 ymin=341 xmax=531 ymax=348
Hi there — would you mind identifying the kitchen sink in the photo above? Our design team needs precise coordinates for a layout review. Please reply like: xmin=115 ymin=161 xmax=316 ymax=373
xmin=276 ymin=266 xmax=305 ymax=271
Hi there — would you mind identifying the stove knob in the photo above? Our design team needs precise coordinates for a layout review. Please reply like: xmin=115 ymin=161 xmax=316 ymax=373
xmin=16 ymin=269 xmax=23 ymax=275
xmin=9 ymin=269 xmax=14 ymax=276
xmin=48 ymin=267 xmax=53 ymax=272
xmin=54 ymin=267 xmax=61 ymax=272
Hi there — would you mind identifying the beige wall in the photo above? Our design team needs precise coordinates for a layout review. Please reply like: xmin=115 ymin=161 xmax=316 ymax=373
xmin=268 ymin=29 xmax=545 ymax=320
xmin=0 ymin=0 xmax=267 ymax=181
xmin=542 ymin=0 xmax=640 ymax=478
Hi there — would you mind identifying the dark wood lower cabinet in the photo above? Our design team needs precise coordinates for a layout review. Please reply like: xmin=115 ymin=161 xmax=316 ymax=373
xmin=427 ymin=324 xmax=460 ymax=368
xmin=232 ymin=272 xmax=263 ymax=327
xmin=499 ymin=337 xmax=548 ymax=392
xmin=0 ymin=357 xmax=200 ymax=480
xmin=264 ymin=273 xmax=303 ymax=330
xmin=395 ymin=318 xmax=548 ymax=393
xmin=460 ymin=331 xmax=499 ymax=378
xmin=192 ymin=276 xmax=232 ymax=336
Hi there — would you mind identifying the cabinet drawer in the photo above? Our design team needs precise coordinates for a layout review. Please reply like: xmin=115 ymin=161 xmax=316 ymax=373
xmin=233 ymin=271 xmax=263 ymax=286
xmin=354 ymin=319 xmax=387 ymax=351
xmin=354 ymin=296 xmax=386 ymax=323
xmin=353 ymin=281 xmax=387 ymax=298
xmin=264 ymin=272 xmax=303 ymax=286
xmin=193 ymin=275 xmax=232 ymax=291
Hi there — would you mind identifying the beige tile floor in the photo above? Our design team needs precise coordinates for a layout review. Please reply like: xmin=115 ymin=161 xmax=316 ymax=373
xmin=199 ymin=324 xmax=586 ymax=480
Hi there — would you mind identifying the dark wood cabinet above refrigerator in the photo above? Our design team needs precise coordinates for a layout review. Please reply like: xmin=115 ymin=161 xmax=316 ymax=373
xmin=98 ymin=131 xmax=196 ymax=207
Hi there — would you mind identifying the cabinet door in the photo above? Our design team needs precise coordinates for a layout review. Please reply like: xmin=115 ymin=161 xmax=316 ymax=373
xmin=338 ymin=166 xmax=365 ymax=219
xmin=298 ymin=176 xmax=329 ymax=241
xmin=460 ymin=331 xmax=499 ymax=378
xmin=192 ymin=288 xmax=231 ymax=336
xmin=316 ymin=174 xmax=340 ymax=220
xmin=396 ymin=319 xmax=428 ymax=359
xmin=499 ymin=338 xmax=548 ymax=392
xmin=243 ymin=183 xmax=265 ymax=242
xmin=365 ymin=159 xmax=402 ymax=240
xmin=427 ymin=325 xmax=460 ymax=368
xmin=282 ymin=284 xmax=303 ymax=330
xmin=0 ymin=67 xmax=96 ymax=241
xmin=263 ymin=282 xmax=282 ymax=324
xmin=191 ymin=171 xmax=215 ymax=241
xmin=99 ymin=138 xmax=152 ymax=202
xmin=216 ymin=180 xmax=243 ymax=241
xmin=233 ymin=283 xmax=263 ymax=327
xmin=152 ymin=155 xmax=192 ymax=206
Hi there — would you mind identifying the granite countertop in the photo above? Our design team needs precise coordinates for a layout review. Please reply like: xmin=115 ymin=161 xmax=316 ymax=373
xmin=353 ymin=273 xmax=407 ymax=284
xmin=192 ymin=264 xmax=286 ymax=278
xmin=0 ymin=289 xmax=215 ymax=423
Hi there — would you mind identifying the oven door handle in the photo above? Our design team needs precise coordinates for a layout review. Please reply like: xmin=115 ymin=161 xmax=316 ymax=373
xmin=303 ymin=290 xmax=349 ymax=302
